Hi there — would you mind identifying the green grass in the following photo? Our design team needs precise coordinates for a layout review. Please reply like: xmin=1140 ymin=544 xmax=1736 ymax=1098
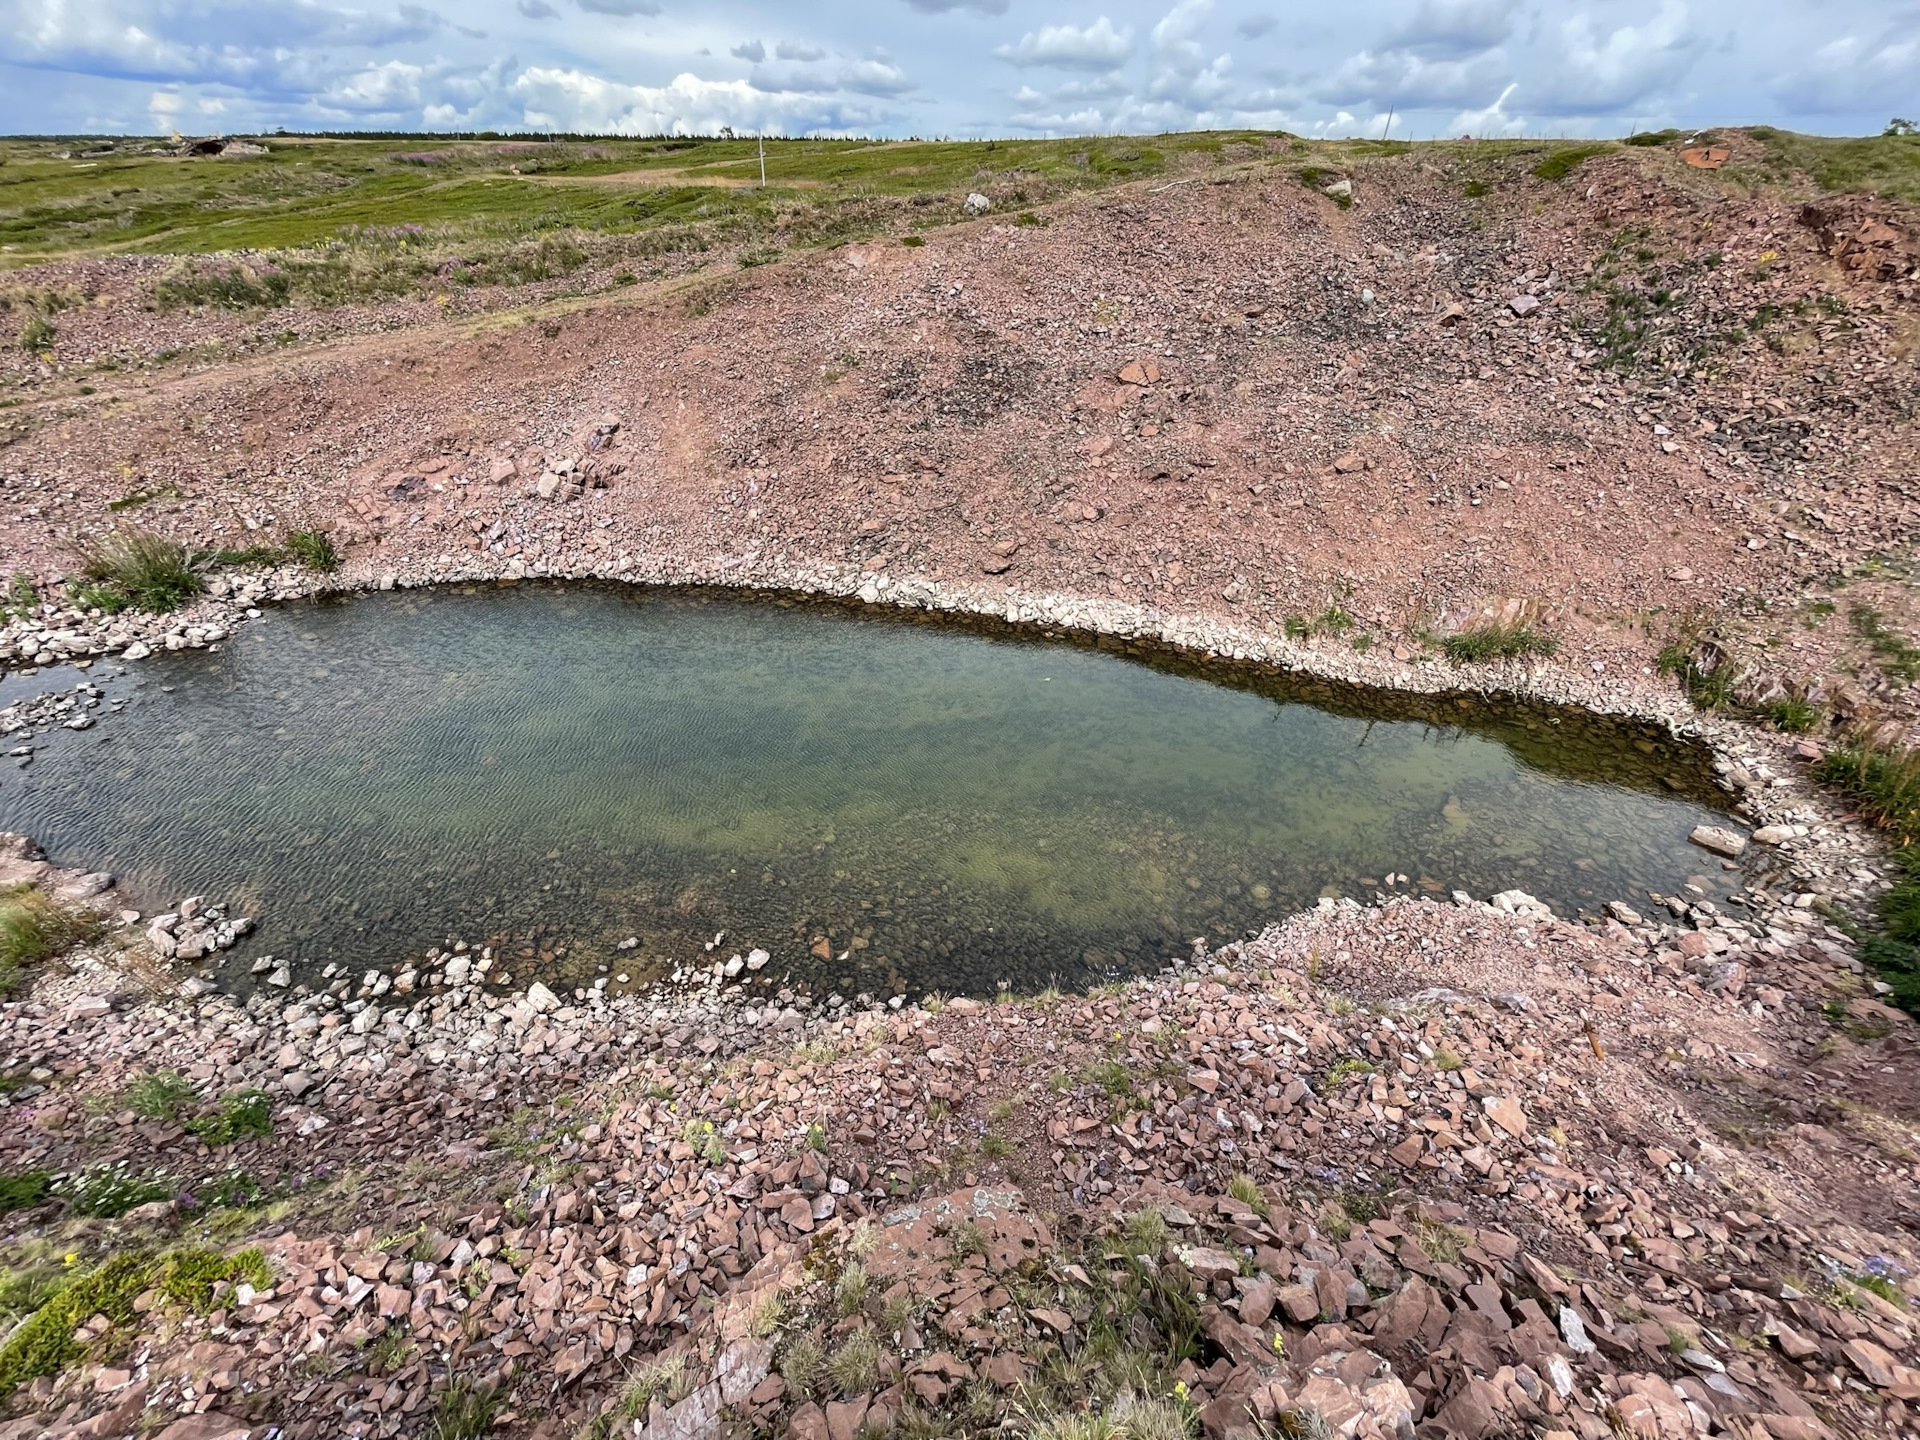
xmin=427 ymin=1380 xmax=501 ymax=1440
xmin=1657 ymin=635 xmax=1741 ymax=711
xmin=1 ymin=571 xmax=36 ymax=621
xmin=1759 ymin=697 xmax=1821 ymax=734
xmin=581 ymin=1355 xmax=690 ymax=1440
xmin=1850 ymin=1269 xmax=1907 ymax=1308
xmin=184 ymin=1089 xmax=274 ymax=1147
xmin=1815 ymin=740 xmax=1920 ymax=846
xmin=122 ymin=1070 xmax=196 ymax=1122
xmin=0 ymin=1246 xmax=268 ymax=1398
xmin=1226 ymin=1173 xmax=1267 ymax=1215
xmin=70 ymin=582 xmax=129 ymax=615
xmin=285 ymin=528 xmax=342 ymax=572
xmin=1323 ymin=1057 xmax=1373 ymax=1086
xmin=0 ymin=1264 xmax=66 ymax=1328
xmin=211 ymin=543 xmax=287 ymax=568
xmin=0 ymin=130 xmax=1279 ymax=304
xmin=73 ymin=529 xmax=205 ymax=613
xmin=1742 ymin=127 xmax=1920 ymax=207
xmin=0 ymin=1170 xmax=52 ymax=1214
xmin=1442 ymin=623 xmax=1558 ymax=665
xmin=1850 ymin=606 xmax=1920 ymax=683
xmin=1284 ymin=606 xmax=1355 ymax=642
xmin=1815 ymin=740 xmax=1920 ymax=1013
xmin=52 ymin=1165 xmax=175 ymax=1218
xmin=0 ymin=888 xmax=102 ymax=995
xmin=1531 ymin=144 xmax=1612 ymax=181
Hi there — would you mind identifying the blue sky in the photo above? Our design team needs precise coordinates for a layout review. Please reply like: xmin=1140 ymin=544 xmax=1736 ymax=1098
xmin=0 ymin=0 xmax=1912 ymax=139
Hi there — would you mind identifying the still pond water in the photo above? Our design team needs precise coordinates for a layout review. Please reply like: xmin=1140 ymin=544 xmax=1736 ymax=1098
xmin=0 ymin=585 xmax=1740 ymax=995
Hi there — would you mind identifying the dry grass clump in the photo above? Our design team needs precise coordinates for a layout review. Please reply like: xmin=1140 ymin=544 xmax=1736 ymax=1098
xmin=0 ymin=888 xmax=101 ymax=995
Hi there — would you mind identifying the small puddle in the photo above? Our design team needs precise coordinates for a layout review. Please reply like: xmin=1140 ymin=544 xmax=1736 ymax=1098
xmin=0 ymin=584 xmax=1741 ymax=995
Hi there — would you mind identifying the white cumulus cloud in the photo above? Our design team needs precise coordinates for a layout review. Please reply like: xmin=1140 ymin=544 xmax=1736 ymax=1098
xmin=1771 ymin=7 xmax=1920 ymax=115
xmin=1524 ymin=1 xmax=1704 ymax=116
xmin=995 ymin=17 xmax=1135 ymax=70
xmin=509 ymin=66 xmax=897 ymax=134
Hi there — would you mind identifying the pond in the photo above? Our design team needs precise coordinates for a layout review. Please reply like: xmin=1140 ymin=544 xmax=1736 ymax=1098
xmin=0 ymin=584 xmax=1741 ymax=997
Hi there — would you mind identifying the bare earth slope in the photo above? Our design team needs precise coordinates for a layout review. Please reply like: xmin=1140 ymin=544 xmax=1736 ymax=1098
xmin=3 ymin=139 xmax=1916 ymax=723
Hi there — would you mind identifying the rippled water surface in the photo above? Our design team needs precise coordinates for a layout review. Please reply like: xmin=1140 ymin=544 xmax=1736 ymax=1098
xmin=0 ymin=585 xmax=1740 ymax=994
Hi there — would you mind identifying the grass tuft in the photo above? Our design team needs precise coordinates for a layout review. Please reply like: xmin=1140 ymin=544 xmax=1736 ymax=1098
xmin=0 ymin=1170 xmax=53 ymax=1215
xmin=73 ymin=529 xmax=205 ymax=613
xmin=1850 ymin=606 xmax=1920 ymax=683
xmin=828 ymin=1327 xmax=881 ymax=1397
xmin=285 ymin=528 xmax=342 ymax=572
xmin=123 ymin=1070 xmax=196 ymax=1121
xmin=428 ymin=1380 xmax=501 ymax=1440
xmin=1759 ymin=697 xmax=1821 ymax=734
xmin=1226 ymin=1173 xmax=1268 ymax=1216
xmin=1 ymin=571 xmax=37 ymax=621
xmin=1443 ymin=623 xmax=1558 ymax=665
xmin=1816 ymin=738 xmax=1920 ymax=1014
xmin=184 ymin=1089 xmax=275 ymax=1147
xmin=835 ymin=1260 xmax=870 ymax=1317
xmin=0 ymin=888 xmax=102 ymax=995
xmin=780 ymin=1334 xmax=824 ymax=1399
xmin=1657 ymin=635 xmax=1740 ymax=711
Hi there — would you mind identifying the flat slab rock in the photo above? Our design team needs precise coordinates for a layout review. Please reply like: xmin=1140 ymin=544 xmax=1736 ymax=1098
xmin=1687 ymin=824 xmax=1748 ymax=857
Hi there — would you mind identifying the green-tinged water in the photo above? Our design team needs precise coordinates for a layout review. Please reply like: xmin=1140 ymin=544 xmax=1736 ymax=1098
xmin=0 ymin=585 xmax=1739 ymax=996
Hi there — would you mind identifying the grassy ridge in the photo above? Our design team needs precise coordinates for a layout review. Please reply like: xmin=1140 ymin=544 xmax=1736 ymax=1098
xmin=0 ymin=132 xmax=1266 ymax=267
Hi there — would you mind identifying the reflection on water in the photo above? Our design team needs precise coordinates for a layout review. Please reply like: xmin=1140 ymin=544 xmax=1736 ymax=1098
xmin=0 ymin=584 xmax=1738 ymax=995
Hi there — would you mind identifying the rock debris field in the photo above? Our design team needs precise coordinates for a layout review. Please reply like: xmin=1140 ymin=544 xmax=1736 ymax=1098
xmin=0 ymin=131 xmax=1917 ymax=1440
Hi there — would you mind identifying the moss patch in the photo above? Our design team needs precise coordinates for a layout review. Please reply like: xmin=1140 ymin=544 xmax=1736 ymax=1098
xmin=0 ymin=1247 xmax=269 ymax=1397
